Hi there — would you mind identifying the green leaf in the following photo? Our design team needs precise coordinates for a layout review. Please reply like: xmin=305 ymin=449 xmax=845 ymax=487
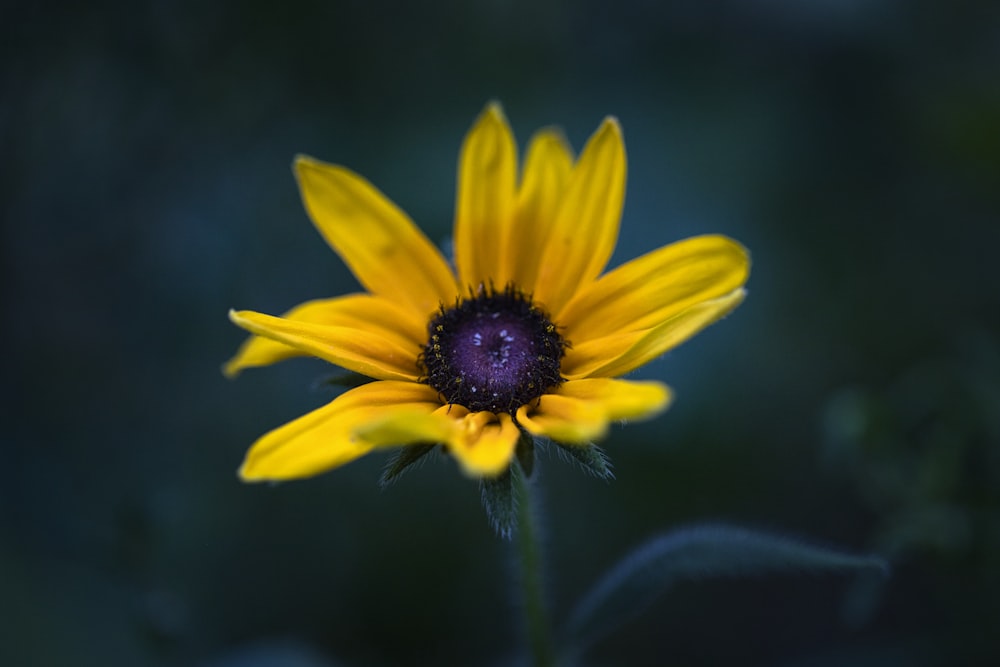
xmin=480 ymin=467 xmax=516 ymax=539
xmin=562 ymin=523 xmax=888 ymax=654
xmin=379 ymin=444 xmax=437 ymax=488
xmin=554 ymin=442 xmax=614 ymax=481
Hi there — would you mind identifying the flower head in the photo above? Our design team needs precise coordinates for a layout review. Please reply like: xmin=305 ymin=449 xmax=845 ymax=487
xmin=226 ymin=103 xmax=750 ymax=480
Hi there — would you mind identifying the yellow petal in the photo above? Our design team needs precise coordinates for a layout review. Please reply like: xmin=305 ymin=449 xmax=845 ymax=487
xmin=295 ymin=156 xmax=458 ymax=320
xmin=564 ymin=288 xmax=746 ymax=378
xmin=532 ymin=118 xmax=626 ymax=314
xmin=449 ymin=412 xmax=521 ymax=477
xmin=229 ymin=309 xmax=421 ymax=381
xmin=559 ymin=235 xmax=750 ymax=339
xmin=224 ymin=294 xmax=426 ymax=378
xmin=516 ymin=395 xmax=609 ymax=443
xmin=510 ymin=129 xmax=574 ymax=291
xmin=239 ymin=381 xmax=442 ymax=481
xmin=354 ymin=410 xmax=457 ymax=447
xmin=558 ymin=377 xmax=672 ymax=417
xmin=517 ymin=379 xmax=671 ymax=444
xmin=454 ymin=102 xmax=518 ymax=290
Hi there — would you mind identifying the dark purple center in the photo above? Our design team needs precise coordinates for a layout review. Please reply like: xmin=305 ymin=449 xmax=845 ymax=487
xmin=422 ymin=285 xmax=565 ymax=414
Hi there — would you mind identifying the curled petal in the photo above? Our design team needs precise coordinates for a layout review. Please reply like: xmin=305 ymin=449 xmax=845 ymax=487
xmin=450 ymin=412 xmax=521 ymax=477
xmin=517 ymin=379 xmax=671 ymax=444
xmin=229 ymin=309 xmax=422 ymax=381
xmin=224 ymin=294 xmax=425 ymax=378
xmin=239 ymin=382 xmax=442 ymax=481
xmin=360 ymin=408 xmax=521 ymax=477
xmin=295 ymin=156 xmax=458 ymax=319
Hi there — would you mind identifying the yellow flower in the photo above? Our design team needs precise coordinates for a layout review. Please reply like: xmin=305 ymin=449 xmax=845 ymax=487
xmin=226 ymin=103 xmax=750 ymax=481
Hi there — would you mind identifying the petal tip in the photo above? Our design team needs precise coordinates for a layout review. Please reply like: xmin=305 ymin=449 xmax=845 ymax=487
xmin=529 ymin=127 xmax=573 ymax=155
xmin=221 ymin=358 xmax=241 ymax=379
xmin=721 ymin=237 xmax=753 ymax=279
xmin=483 ymin=100 xmax=506 ymax=120
xmin=228 ymin=308 xmax=253 ymax=328
xmin=237 ymin=461 xmax=261 ymax=482
xmin=293 ymin=154 xmax=343 ymax=185
xmin=224 ymin=310 xmax=248 ymax=377
xmin=600 ymin=115 xmax=622 ymax=136
xmin=293 ymin=153 xmax=320 ymax=176
xmin=651 ymin=382 xmax=674 ymax=414
xmin=592 ymin=117 xmax=625 ymax=159
xmin=472 ymin=101 xmax=512 ymax=138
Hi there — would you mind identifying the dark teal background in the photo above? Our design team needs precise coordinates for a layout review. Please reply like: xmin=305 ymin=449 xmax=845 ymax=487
xmin=4 ymin=0 xmax=999 ymax=665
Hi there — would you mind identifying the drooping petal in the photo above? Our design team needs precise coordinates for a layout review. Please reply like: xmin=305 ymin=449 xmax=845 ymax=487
xmin=510 ymin=129 xmax=574 ymax=290
xmin=229 ymin=309 xmax=422 ymax=381
xmin=295 ymin=156 xmax=458 ymax=319
xmin=239 ymin=381 xmax=442 ymax=481
xmin=517 ymin=379 xmax=671 ymax=444
xmin=224 ymin=294 xmax=426 ymax=378
xmin=449 ymin=411 xmax=521 ymax=477
xmin=563 ymin=288 xmax=746 ymax=379
xmin=558 ymin=235 xmax=750 ymax=339
xmin=532 ymin=118 xmax=626 ymax=314
xmin=361 ymin=407 xmax=520 ymax=477
xmin=454 ymin=102 xmax=518 ymax=290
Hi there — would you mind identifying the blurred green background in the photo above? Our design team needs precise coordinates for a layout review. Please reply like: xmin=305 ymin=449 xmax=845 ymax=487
xmin=4 ymin=0 xmax=999 ymax=665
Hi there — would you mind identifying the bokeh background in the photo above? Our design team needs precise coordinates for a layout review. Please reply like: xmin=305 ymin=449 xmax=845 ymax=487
xmin=4 ymin=0 xmax=999 ymax=665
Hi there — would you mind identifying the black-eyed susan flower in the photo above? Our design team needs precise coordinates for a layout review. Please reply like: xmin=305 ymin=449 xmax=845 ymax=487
xmin=226 ymin=103 xmax=749 ymax=481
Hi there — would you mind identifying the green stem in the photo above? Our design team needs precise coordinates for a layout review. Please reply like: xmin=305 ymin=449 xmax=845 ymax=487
xmin=513 ymin=463 xmax=556 ymax=667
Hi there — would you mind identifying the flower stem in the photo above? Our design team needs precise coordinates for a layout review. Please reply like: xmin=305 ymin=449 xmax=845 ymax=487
xmin=513 ymin=463 xmax=556 ymax=667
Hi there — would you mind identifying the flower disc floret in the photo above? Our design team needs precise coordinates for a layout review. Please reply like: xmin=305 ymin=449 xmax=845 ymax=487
xmin=422 ymin=285 xmax=565 ymax=414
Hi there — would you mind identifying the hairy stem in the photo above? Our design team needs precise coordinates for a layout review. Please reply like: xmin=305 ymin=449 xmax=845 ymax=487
xmin=513 ymin=463 xmax=555 ymax=667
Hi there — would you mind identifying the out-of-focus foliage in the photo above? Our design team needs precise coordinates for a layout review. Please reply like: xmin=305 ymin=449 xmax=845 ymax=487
xmin=823 ymin=329 xmax=1000 ymax=631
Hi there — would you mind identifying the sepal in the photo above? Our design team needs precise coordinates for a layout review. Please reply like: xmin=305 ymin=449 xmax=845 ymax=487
xmin=480 ymin=467 xmax=517 ymax=539
xmin=554 ymin=442 xmax=614 ymax=481
xmin=379 ymin=444 xmax=437 ymax=488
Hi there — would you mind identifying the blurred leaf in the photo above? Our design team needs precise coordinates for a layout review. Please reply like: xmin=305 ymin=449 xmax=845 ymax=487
xmin=379 ymin=444 xmax=437 ymax=488
xmin=480 ymin=467 xmax=516 ymax=539
xmin=562 ymin=523 xmax=888 ymax=654
xmin=554 ymin=442 xmax=615 ymax=481
xmin=842 ymin=569 xmax=890 ymax=629
xmin=205 ymin=638 xmax=342 ymax=667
